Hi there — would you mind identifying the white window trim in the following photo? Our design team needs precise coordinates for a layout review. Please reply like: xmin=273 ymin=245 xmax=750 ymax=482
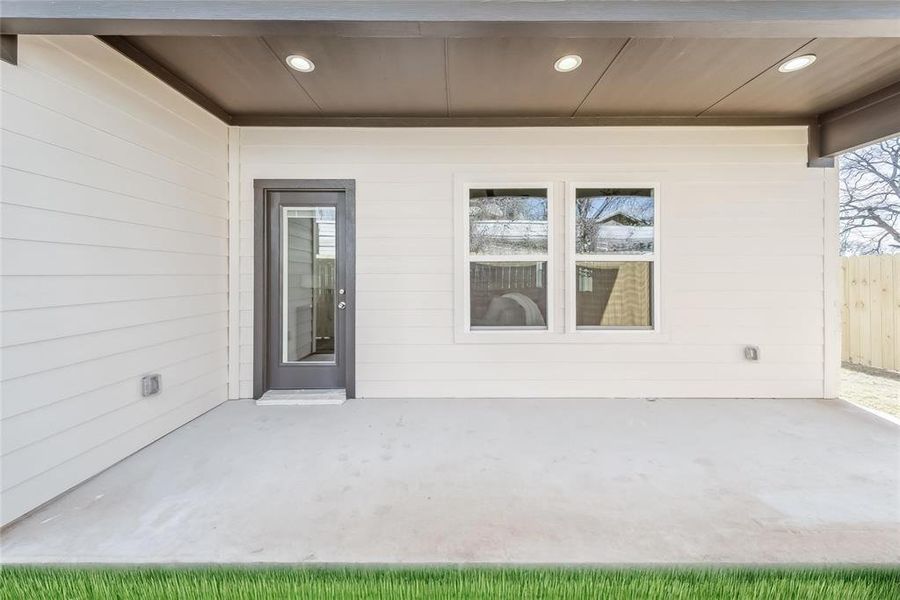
xmin=565 ymin=181 xmax=663 ymax=337
xmin=456 ymin=180 xmax=557 ymax=340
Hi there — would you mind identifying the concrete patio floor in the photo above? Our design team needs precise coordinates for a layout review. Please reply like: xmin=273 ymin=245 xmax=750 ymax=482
xmin=1 ymin=398 xmax=898 ymax=564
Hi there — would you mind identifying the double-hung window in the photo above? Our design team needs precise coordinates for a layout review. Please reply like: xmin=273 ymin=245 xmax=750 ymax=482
xmin=459 ymin=182 xmax=658 ymax=336
xmin=569 ymin=185 xmax=658 ymax=331
xmin=465 ymin=186 xmax=552 ymax=331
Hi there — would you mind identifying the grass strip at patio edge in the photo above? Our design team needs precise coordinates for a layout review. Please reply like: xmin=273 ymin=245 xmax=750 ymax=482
xmin=2 ymin=566 xmax=898 ymax=599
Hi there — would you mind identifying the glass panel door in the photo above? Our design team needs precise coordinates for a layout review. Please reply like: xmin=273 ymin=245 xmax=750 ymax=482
xmin=265 ymin=187 xmax=349 ymax=393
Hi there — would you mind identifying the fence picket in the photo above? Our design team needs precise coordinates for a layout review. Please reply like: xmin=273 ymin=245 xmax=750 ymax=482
xmin=894 ymin=255 xmax=900 ymax=371
xmin=847 ymin=258 xmax=861 ymax=364
xmin=881 ymin=255 xmax=894 ymax=369
xmin=868 ymin=256 xmax=883 ymax=369
xmin=841 ymin=261 xmax=850 ymax=362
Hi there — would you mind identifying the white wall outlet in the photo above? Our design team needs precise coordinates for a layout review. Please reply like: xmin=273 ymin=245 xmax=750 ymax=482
xmin=744 ymin=346 xmax=760 ymax=361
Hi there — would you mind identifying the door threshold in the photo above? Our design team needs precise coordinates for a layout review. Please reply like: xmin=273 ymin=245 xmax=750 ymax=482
xmin=256 ymin=389 xmax=346 ymax=406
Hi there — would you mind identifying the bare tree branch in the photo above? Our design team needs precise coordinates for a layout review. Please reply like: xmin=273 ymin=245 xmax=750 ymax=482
xmin=840 ymin=136 xmax=900 ymax=255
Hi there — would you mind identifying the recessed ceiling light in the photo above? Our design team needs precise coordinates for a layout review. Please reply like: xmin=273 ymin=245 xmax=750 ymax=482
xmin=286 ymin=54 xmax=315 ymax=72
xmin=554 ymin=54 xmax=582 ymax=73
xmin=778 ymin=54 xmax=816 ymax=73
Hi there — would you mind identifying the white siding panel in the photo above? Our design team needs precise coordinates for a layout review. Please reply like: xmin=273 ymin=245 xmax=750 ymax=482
xmin=2 ymin=275 xmax=227 ymax=311
xmin=1 ymin=91 xmax=225 ymax=198
xmin=240 ymin=126 xmax=809 ymax=147
xmin=3 ymin=294 xmax=226 ymax=347
xmin=666 ymin=271 xmax=824 ymax=292
xmin=668 ymin=290 xmax=824 ymax=310
xmin=358 ymin=291 xmax=453 ymax=311
xmin=357 ymin=380 xmax=823 ymax=399
xmin=0 ymin=59 xmax=222 ymax=175
xmin=243 ymin=143 xmax=805 ymax=166
xmin=666 ymin=255 xmax=823 ymax=275
xmin=355 ymin=344 xmax=824 ymax=365
xmin=2 ymin=168 xmax=227 ymax=238
xmin=2 ymin=313 xmax=227 ymax=380
xmin=357 ymin=201 xmax=451 ymax=220
xmin=1 ymin=239 xmax=227 ymax=276
xmin=2 ymin=350 xmax=227 ymax=454
xmin=357 ymin=309 xmax=453 ymax=329
xmin=0 ymin=37 xmax=229 ymax=525
xmin=356 ymin=255 xmax=454 ymax=274
xmin=0 ymin=204 xmax=227 ymax=256
xmin=13 ymin=36 xmax=224 ymax=150
xmin=666 ymin=236 xmax=824 ymax=257
xmin=357 ymin=273 xmax=453 ymax=292
xmin=358 ymin=218 xmax=452 ymax=238
xmin=671 ymin=197 xmax=824 ymax=217
xmin=239 ymin=126 xmax=832 ymax=401
xmin=3 ymin=330 xmax=227 ymax=416
xmin=3 ymin=132 xmax=226 ymax=217
xmin=355 ymin=362 xmax=823 ymax=383
xmin=356 ymin=236 xmax=452 ymax=257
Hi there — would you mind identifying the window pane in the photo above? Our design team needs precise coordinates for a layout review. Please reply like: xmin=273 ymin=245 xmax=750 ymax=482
xmin=470 ymin=261 xmax=547 ymax=328
xmin=283 ymin=206 xmax=336 ymax=363
xmin=575 ymin=188 xmax=654 ymax=254
xmin=469 ymin=188 xmax=548 ymax=255
xmin=576 ymin=261 xmax=652 ymax=328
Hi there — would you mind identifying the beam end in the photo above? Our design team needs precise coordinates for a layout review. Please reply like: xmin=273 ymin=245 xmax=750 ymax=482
xmin=807 ymin=156 xmax=836 ymax=169
xmin=1 ymin=35 xmax=17 ymax=65
xmin=816 ymin=81 xmax=900 ymax=158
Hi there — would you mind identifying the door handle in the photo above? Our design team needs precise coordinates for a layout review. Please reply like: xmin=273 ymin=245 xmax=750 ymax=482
xmin=338 ymin=301 xmax=347 ymax=310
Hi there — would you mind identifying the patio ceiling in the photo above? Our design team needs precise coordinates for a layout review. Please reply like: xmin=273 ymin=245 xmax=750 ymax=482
xmin=102 ymin=35 xmax=900 ymax=123
xmin=2 ymin=1 xmax=900 ymax=159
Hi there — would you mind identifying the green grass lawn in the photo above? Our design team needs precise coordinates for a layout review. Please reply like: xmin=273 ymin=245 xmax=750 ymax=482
xmin=1 ymin=567 xmax=898 ymax=599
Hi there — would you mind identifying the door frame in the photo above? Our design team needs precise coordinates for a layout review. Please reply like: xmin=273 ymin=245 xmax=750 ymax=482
xmin=253 ymin=179 xmax=356 ymax=399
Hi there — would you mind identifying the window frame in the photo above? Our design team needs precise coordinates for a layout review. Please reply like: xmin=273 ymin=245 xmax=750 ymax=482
xmin=460 ymin=181 xmax=556 ymax=336
xmin=565 ymin=182 xmax=662 ymax=334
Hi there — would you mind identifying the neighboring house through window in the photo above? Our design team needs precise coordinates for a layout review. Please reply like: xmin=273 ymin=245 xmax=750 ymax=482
xmin=569 ymin=185 xmax=658 ymax=331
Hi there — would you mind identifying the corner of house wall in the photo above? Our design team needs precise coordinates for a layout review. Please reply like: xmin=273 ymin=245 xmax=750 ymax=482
xmin=823 ymin=164 xmax=842 ymax=399
xmin=227 ymin=126 xmax=242 ymax=400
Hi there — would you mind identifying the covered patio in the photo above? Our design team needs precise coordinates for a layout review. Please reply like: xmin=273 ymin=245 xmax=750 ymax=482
xmin=3 ymin=1 xmax=900 ymax=567
xmin=2 ymin=397 xmax=897 ymax=564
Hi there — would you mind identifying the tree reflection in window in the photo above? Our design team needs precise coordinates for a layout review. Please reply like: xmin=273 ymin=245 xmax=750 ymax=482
xmin=469 ymin=189 xmax=548 ymax=255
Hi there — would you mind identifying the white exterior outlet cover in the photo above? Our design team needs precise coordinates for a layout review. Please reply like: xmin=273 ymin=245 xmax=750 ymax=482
xmin=141 ymin=374 xmax=161 ymax=396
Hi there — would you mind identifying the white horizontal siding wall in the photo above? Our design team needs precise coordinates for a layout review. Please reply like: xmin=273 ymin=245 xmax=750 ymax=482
xmin=238 ymin=127 xmax=834 ymax=400
xmin=0 ymin=36 xmax=229 ymax=525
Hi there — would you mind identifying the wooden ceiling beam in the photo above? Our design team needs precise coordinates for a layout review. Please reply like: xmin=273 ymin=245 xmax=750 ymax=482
xmin=228 ymin=115 xmax=811 ymax=127
xmin=815 ymin=81 xmax=900 ymax=158
xmin=99 ymin=36 xmax=233 ymax=124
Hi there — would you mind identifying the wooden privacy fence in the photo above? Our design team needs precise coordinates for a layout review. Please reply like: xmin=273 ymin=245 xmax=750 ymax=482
xmin=841 ymin=254 xmax=900 ymax=372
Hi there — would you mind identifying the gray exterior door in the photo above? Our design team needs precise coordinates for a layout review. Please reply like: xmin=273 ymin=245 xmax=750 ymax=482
xmin=254 ymin=181 xmax=355 ymax=397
